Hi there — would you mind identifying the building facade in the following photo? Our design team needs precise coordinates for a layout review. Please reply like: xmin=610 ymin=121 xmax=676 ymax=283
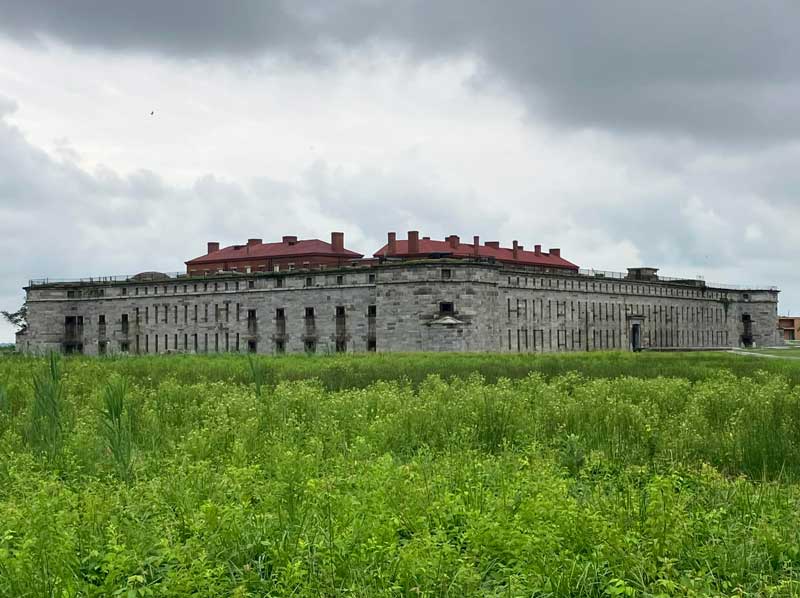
xmin=16 ymin=233 xmax=781 ymax=355
xmin=778 ymin=316 xmax=800 ymax=341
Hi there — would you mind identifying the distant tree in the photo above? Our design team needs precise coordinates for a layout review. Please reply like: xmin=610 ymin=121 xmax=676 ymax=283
xmin=2 ymin=304 xmax=27 ymax=332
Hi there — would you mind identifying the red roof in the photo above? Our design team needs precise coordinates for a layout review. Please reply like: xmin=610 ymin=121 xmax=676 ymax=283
xmin=373 ymin=239 xmax=578 ymax=270
xmin=187 ymin=239 xmax=363 ymax=265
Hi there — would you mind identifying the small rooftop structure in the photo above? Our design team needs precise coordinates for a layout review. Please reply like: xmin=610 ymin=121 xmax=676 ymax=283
xmin=373 ymin=231 xmax=579 ymax=271
xmin=186 ymin=232 xmax=363 ymax=274
xmin=626 ymin=267 xmax=659 ymax=281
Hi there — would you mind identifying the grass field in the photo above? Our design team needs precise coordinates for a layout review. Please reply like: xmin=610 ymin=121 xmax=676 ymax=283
xmin=2 ymin=351 xmax=800 ymax=596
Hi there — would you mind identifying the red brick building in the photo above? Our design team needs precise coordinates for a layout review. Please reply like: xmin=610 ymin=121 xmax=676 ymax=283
xmin=186 ymin=232 xmax=363 ymax=275
xmin=778 ymin=316 xmax=800 ymax=341
xmin=373 ymin=231 xmax=579 ymax=271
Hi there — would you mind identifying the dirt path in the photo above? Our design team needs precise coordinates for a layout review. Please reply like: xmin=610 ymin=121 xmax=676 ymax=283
xmin=729 ymin=349 xmax=800 ymax=360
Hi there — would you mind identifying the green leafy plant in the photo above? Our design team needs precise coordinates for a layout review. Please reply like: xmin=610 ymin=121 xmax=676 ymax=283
xmin=0 ymin=383 xmax=8 ymax=415
xmin=100 ymin=374 xmax=134 ymax=481
xmin=559 ymin=433 xmax=586 ymax=476
xmin=27 ymin=352 xmax=65 ymax=463
xmin=248 ymin=352 xmax=264 ymax=401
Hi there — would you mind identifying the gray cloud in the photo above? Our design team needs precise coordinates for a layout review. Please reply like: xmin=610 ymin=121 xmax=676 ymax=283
xmin=0 ymin=0 xmax=311 ymax=58
xmin=302 ymin=160 xmax=506 ymax=242
xmin=0 ymin=107 xmax=513 ymax=341
xmin=0 ymin=95 xmax=17 ymax=117
xmin=2 ymin=1 xmax=800 ymax=143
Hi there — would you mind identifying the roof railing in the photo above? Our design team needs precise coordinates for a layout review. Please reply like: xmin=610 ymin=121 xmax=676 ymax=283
xmin=26 ymin=265 xmax=779 ymax=292
xmin=577 ymin=269 xmax=777 ymax=291
xmin=28 ymin=272 xmax=187 ymax=286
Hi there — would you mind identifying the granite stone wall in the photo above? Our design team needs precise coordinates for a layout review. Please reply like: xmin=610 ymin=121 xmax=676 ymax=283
xmin=18 ymin=262 xmax=781 ymax=355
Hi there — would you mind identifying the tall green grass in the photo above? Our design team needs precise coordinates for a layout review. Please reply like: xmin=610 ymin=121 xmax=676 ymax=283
xmin=99 ymin=374 xmax=134 ymax=481
xmin=2 ymin=352 xmax=800 ymax=595
xmin=26 ymin=352 xmax=65 ymax=463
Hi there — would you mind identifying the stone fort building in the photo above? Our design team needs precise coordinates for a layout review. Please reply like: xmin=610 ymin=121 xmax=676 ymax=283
xmin=16 ymin=231 xmax=781 ymax=355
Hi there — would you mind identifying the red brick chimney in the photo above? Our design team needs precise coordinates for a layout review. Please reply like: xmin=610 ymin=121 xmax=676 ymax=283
xmin=387 ymin=232 xmax=397 ymax=255
xmin=282 ymin=236 xmax=297 ymax=245
xmin=331 ymin=232 xmax=344 ymax=253
xmin=512 ymin=240 xmax=519 ymax=260
xmin=534 ymin=244 xmax=542 ymax=256
xmin=549 ymin=248 xmax=560 ymax=257
xmin=207 ymin=242 xmax=219 ymax=254
xmin=447 ymin=234 xmax=460 ymax=249
xmin=473 ymin=235 xmax=480 ymax=257
xmin=248 ymin=238 xmax=262 ymax=246
xmin=486 ymin=241 xmax=500 ymax=248
xmin=408 ymin=230 xmax=420 ymax=254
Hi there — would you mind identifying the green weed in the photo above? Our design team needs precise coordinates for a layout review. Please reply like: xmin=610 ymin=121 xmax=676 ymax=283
xmin=26 ymin=352 xmax=65 ymax=463
xmin=99 ymin=374 xmax=134 ymax=481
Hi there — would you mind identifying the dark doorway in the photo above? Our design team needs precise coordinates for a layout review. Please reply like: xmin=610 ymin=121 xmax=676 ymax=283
xmin=631 ymin=323 xmax=641 ymax=352
xmin=741 ymin=314 xmax=753 ymax=347
xmin=63 ymin=315 xmax=84 ymax=353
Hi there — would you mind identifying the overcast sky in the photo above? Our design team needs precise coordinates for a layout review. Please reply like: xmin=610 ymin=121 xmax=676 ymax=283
xmin=2 ymin=1 xmax=799 ymax=342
